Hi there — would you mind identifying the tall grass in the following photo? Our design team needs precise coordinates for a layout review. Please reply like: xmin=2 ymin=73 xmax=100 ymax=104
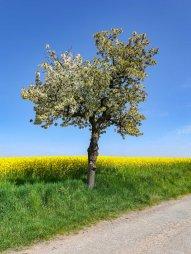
xmin=0 ymin=156 xmax=191 ymax=252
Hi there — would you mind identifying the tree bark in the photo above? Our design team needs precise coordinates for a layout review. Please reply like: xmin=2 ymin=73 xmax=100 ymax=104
xmin=87 ymin=124 xmax=99 ymax=189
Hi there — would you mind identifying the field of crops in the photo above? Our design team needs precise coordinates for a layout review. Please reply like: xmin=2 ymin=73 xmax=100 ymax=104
xmin=1 ymin=156 xmax=191 ymax=182
xmin=0 ymin=156 xmax=191 ymax=252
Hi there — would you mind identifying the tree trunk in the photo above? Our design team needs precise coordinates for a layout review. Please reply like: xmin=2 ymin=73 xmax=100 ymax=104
xmin=87 ymin=124 xmax=99 ymax=189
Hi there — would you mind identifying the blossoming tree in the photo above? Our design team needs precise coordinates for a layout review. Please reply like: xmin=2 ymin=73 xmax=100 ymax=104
xmin=21 ymin=28 xmax=158 ymax=188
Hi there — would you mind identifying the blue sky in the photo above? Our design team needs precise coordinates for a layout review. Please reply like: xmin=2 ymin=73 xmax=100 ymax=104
xmin=0 ymin=0 xmax=191 ymax=157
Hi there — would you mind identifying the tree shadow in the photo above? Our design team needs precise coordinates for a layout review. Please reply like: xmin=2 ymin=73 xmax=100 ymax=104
xmin=6 ymin=170 xmax=88 ymax=186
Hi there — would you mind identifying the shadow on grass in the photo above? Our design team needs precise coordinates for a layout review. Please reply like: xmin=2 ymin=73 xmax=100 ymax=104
xmin=5 ymin=168 xmax=88 ymax=185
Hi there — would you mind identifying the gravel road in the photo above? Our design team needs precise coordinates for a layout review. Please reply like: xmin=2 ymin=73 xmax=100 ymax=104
xmin=7 ymin=195 xmax=191 ymax=254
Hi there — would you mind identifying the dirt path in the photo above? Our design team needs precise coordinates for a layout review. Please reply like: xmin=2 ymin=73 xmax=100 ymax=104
xmin=7 ymin=195 xmax=191 ymax=254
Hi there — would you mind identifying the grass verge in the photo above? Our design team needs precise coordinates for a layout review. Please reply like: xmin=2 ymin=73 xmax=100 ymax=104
xmin=0 ymin=157 xmax=191 ymax=252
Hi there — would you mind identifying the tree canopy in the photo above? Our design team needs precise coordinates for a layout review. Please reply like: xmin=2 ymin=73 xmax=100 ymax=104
xmin=22 ymin=28 xmax=158 ymax=138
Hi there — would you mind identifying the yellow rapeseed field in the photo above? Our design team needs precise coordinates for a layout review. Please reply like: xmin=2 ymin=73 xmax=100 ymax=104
xmin=0 ymin=156 xmax=191 ymax=181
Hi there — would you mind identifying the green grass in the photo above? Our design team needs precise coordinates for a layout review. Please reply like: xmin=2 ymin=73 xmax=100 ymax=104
xmin=0 ymin=159 xmax=191 ymax=252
